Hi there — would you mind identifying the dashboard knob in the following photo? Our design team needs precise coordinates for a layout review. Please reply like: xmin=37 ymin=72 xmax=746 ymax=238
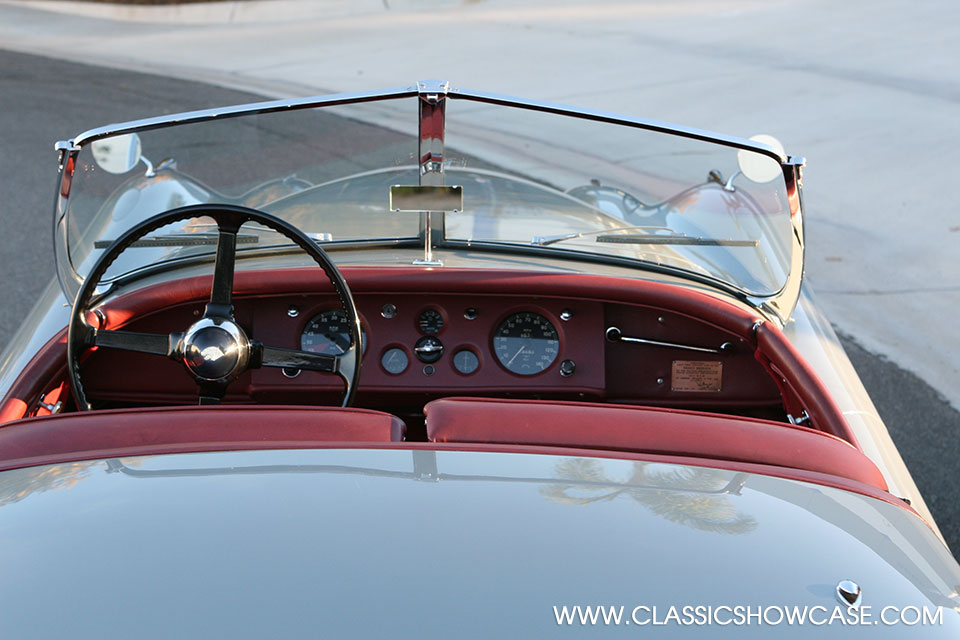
xmin=559 ymin=359 xmax=576 ymax=377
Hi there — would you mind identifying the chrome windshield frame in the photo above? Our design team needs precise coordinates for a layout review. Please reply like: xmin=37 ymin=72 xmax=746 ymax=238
xmin=446 ymin=86 xmax=788 ymax=163
xmin=60 ymin=83 xmax=787 ymax=162
xmin=53 ymin=81 xmax=805 ymax=323
xmin=69 ymin=85 xmax=420 ymax=147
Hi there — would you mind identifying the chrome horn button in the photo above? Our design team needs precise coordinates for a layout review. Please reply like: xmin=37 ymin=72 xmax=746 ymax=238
xmin=181 ymin=317 xmax=249 ymax=381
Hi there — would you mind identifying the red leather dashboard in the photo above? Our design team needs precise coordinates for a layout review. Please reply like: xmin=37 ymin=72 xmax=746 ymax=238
xmin=80 ymin=267 xmax=783 ymax=411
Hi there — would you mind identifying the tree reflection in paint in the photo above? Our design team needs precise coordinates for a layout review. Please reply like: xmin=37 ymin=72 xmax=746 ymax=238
xmin=541 ymin=459 xmax=757 ymax=535
xmin=0 ymin=461 xmax=102 ymax=507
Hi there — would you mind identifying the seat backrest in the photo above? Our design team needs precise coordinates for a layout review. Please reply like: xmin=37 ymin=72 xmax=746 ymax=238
xmin=424 ymin=397 xmax=887 ymax=490
xmin=0 ymin=405 xmax=406 ymax=472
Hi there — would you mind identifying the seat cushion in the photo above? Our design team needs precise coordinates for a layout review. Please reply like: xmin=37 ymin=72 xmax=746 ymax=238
xmin=424 ymin=397 xmax=887 ymax=490
xmin=0 ymin=405 xmax=405 ymax=472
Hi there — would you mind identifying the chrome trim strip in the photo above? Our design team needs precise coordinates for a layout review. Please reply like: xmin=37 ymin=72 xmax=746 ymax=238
xmin=447 ymin=87 xmax=787 ymax=163
xmin=102 ymin=458 xmax=749 ymax=495
xmin=71 ymin=86 xmax=419 ymax=147
xmin=66 ymin=83 xmax=784 ymax=162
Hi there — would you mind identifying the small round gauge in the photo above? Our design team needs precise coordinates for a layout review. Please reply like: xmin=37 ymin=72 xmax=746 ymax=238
xmin=417 ymin=308 xmax=444 ymax=335
xmin=453 ymin=349 xmax=480 ymax=375
xmin=493 ymin=312 xmax=560 ymax=375
xmin=380 ymin=347 xmax=409 ymax=375
xmin=414 ymin=336 xmax=444 ymax=363
xmin=300 ymin=309 xmax=366 ymax=356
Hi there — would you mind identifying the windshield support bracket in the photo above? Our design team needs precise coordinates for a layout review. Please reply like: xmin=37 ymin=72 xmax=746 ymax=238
xmin=415 ymin=80 xmax=450 ymax=266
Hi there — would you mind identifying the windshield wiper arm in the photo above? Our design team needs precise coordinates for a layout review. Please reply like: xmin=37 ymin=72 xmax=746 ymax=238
xmin=596 ymin=234 xmax=758 ymax=247
xmin=94 ymin=232 xmax=260 ymax=249
xmin=93 ymin=230 xmax=333 ymax=249
xmin=533 ymin=226 xmax=757 ymax=248
xmin=532 ymin=226 xmax=674 ymax=247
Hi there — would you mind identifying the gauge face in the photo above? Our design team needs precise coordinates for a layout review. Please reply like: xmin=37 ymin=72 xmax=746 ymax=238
xmin=380 ymin=347 xmax=409 ymax=375
xmin=300 ymin=310 xmax=366 ymax=356
xmin=417 ymin=308 xmax=444 ymax=335
xmin=453 ymin=349 xmax=480 ymax=375
xmin=493 ymin=312 xmax=559 ymax=375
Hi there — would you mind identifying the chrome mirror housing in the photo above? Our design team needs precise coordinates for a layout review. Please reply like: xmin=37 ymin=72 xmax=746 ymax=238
xmin=90 ymin=132 xmax=142 ymax=174
xmin=737 ymin=134 xmax=786 ymax=183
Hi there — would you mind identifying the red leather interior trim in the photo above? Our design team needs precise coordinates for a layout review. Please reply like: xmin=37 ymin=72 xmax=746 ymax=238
xmin=754 ymin=323 xmax=856 ymax=446
xmin=0 ymin=399 xmax=28 ymax=426
xmin=423 ymin=397 xmax=886 ymax=490
xmin=0 ymin=405 xmax=405 ymax=472
xmin=0 ymin=329 xmax=68 ymax=424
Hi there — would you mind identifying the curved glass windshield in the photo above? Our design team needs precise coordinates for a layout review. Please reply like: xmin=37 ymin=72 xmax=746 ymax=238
xmin=59 ymin=91 xmax=794 ymax=298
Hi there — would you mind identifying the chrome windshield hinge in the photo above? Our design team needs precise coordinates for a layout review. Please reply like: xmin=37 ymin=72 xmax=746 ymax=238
xmin=787 ymin=410 xmax=811 ymax=426
xmin=37 ymin=392 xmax=63 ymax=415
xmin=54 ymin=139 xmax=80 ymax=171
xmin=417 ymin=79 xmax=450 ymax=103
xmin=785 ymin=155 xmax=806 ymax=188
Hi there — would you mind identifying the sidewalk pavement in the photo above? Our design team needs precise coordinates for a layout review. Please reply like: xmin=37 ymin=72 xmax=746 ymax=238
xmin=2 ymin=0 xmax=959 ymax=409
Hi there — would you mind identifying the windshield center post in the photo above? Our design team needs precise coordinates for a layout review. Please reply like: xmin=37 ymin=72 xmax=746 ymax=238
xmin=415 ymin=80 xmax=450 ymax=266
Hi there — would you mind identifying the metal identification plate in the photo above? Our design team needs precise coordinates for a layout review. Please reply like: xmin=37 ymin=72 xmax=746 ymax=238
xmin=390 ymin=185 xmax=463 ymax=212
xmin=671 ymin=360 xmax=723 ymax=392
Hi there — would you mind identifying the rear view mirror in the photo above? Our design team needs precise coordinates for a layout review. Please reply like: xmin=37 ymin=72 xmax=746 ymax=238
xmin=91 ymin=133 xmax=142 ymax=174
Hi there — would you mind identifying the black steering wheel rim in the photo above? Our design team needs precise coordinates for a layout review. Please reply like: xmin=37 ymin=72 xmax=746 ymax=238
xmin=67 ymin=204 xmax=363 ymax=410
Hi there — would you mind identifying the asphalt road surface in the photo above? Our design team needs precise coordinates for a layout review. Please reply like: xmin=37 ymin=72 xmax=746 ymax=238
xmin=1 ymin=49 xmax=957 ymax=558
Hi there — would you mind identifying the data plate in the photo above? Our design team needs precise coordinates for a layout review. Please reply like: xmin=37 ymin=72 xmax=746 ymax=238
xmin=671 ymin=360 xmax=723 ymax=392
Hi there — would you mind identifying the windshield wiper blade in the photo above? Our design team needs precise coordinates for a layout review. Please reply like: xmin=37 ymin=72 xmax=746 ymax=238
xmin=94 ymin=232 xmax=261 ymax=249
xmin=596 ymin=234 xmax=758 ymax=247
xmin=93 ymin=230 xmax=334 ymax=249
xmin=533 ymin=225 xmax=757 ymax=248
xmin=532 ymin=226 xmax=674 ymax=247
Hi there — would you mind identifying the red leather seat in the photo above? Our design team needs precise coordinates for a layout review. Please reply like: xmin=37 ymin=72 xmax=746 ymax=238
xmin=424 ymin=397 xmax=887 ymax=490
xmin=0 ymin=405 xmax=406 ymax=472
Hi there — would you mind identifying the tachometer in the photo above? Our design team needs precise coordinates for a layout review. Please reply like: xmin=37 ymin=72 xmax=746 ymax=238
xmin=300 ymin=309 xmax=366 ymax=356
xmin=493 ymin=312 xmax=559 ymax=375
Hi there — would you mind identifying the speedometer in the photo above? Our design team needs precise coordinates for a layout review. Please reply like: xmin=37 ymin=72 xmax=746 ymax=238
xmin=493 ymin=311 xmax=559 ymax=375
xmin=300 ymin=309 xmax=366 ymax=356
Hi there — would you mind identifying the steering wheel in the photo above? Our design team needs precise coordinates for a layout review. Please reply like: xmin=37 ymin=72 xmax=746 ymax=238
xmin=67 ymin=204 xmax=362 ymax=410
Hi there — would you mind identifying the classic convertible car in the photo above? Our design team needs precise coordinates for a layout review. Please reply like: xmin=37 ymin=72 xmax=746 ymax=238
xmin=0 ymin=81 xmax=957 ymax=636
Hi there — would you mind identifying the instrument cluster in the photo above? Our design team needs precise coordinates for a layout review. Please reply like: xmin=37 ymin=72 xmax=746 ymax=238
xmin=258 ymin=293 xmax=606 ymax=394
xmin=298 ymin=305 xmax=564 ymax=377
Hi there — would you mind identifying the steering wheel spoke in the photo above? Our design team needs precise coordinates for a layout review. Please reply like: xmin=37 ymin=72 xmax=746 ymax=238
xmin=198 ymin=380 xmax=228 ymax=405
xmin=256 ymin=344 xmax=340 ymax=374
xmin=204 ymin=221 xmax=242 ymax=319
xmin=93 ymin=328 xmax=183 ymax=358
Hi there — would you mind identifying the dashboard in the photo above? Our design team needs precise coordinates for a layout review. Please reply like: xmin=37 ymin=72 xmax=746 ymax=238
xmin=82 ymin=269 xmax=785 ymax=413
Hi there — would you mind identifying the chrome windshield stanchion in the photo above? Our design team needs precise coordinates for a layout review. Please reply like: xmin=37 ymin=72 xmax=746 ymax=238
xmin=416 ymin=79 xmax=449 ymax=266
xmin=389 ymin=80 xmax=462 ymax=267
xmin=419 ymin=205 xmax=440 ymax=266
